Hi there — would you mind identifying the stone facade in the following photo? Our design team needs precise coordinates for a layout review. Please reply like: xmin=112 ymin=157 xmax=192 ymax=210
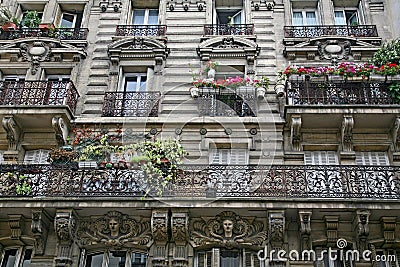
xmin=0 ymin=0 xmax=399 ymax=267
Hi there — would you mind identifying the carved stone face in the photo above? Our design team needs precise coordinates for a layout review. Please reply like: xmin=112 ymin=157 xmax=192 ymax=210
xmin=109 ymin=218 xmax=120 ymax=237
xmin=223 ymin=219 xmax=233 ymax=237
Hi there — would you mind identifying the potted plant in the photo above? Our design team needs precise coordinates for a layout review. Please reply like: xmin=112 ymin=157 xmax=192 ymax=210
xmin=130 ymin=155 xmax=150 ymax=169
xmin=203 ymin=60 xmax=218 ymax=79
xmin=22 ymin=10 xmax=41 ymax=28
xmin=0 ymin=7 xmax=18 ymax=31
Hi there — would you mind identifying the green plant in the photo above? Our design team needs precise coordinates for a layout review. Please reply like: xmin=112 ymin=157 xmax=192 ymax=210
xmin=373 ymin=38 xmax=400 ymax=66
xmin=22 ymin=10 xmax=41 ymax=28
xmin=389 ymin=82 xmax=400 ymax=103
xmin=0 ymin=7 xmax=18 ymax=25
xmin=133 ymin=138 xmax=186 ymax=197
xmin=130 ymin=155 xmax=150 ymax=163
xmin=11 ymin=173 xmax=31 ymax=195
xmin=203 ymin=60 xmax=219 ymax=73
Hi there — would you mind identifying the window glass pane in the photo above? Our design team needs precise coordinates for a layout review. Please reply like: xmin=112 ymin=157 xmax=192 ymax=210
xmin=131 ymin=252 xmax=147 ymax=267
xmin=306 ymin=12 xmax=317 ymax=25
xmin=60 ymin=13 xmax=75 ymax=28
xmin=21 ymin=249 xmax=32 ymax=267
xmin=147 ymin=10 xmax=159 ymax=25
xmin=232 ymin=11 xmax=242 ymax=24
xmin=293 ymin=12 xmax=303 ymax=26
xmin=1 ymin=249 xmax=18 ymax=267
xmin=334 ymin=11 xmax=346 ymax=25
xmin=85 ymin=253 xmax=104 ymax=267
xmin=133 ymin=9 xmax=145 ymax=25
xmin=125 ymin=77 xmax=138 ymax=92
xmin=109 ymin=251 xmax=126 ymax=267
xmin=138 ymin=76 xmax=147 ymax=92
xmin=220 ymin=250 xmax=239 ymax=267
xmin=346 ymin=10 xmax=358 ymax=25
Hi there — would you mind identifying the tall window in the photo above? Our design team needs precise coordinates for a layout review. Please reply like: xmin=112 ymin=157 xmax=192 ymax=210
xmin=132 ymin=9 xmax=159 ymax=25
xmin=1 ymin=248 xmax=32 ymax=267
xmin=121 ymin=74 xmax=147 ymax=93
xmin=84 ymin=251 xmax=147 ymax=267
xmin=292 ymin=11 xmax=318 ymax=26
xmin=55 ymin=4 xmax=84 ymax=29
xmin=334 ymin=10 xmax=358 ymax=25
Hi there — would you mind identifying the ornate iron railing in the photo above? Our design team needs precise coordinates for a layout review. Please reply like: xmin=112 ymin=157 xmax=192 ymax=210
xmin=197 ymin=87 xmax=256 ymax=117
xmin=115 ymin=25 xmax=167 ymax=37
xmin=0 ymin=28 xmax=89 ymax=40
xmin=204 ymin=24 xmax=254 ymax=35
xmin=284 ymin=25 xmax=378 ymax=38
xmin=102 ymin=92 xmax=161 ymax=117
xmin=1 ymin=164 xmax=400 ymax=199
xmin=0 ymin=81 xmax=79 ymax=112
xmin=286 ymin=81 xmax=396 ymax=105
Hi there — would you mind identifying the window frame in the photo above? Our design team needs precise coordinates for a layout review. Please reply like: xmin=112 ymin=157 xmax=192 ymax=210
xmin=131 ymin=8 xmax=159 ymax=25
xmin=195 ymin=248 xmax=263 ymax=267
xmin=291 ymin=10 xmax=318 ymax=26
xmin=119 ymin=73 xmax=148 ymax=93
xmin=209 ymin=148 xmax=249 ymax=165
xmin=24 ymin=149 xmax=51 ymax=164
xmin=334 ymin=9 xmax=359 ymax=26
xmin=59 ymin=12 xmax=77 ymax=28
xmin=82 ymin=250 xmax=147 ymax=267
xmin=0 ymin=247 xmax=32 ymax=267
xmin=355 ymin=152 xmax=389 ymax=166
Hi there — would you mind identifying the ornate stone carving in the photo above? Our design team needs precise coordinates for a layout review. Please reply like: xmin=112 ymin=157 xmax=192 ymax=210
xmin=299 ymin=210 xmax=312 ymax=250
xmin=317 ymin=40 xmax=351 ymax=64
xmin=52 ymin=116 xmax=69 ymax=146
xmin=99 ymin=0 xmax=121 ymax=12
xmin=172 ymin=212 xmax=188 ymax=243
xmin=341 ymin=115 xmax=354 ymax=152
xmin=20 ymin=41 xmax=54 ymax=75
xmin=325 ymin=215 xmax=339 ymax=245
xmin=355 ymin=210 xmax=370 ymax=252
xmin=167 ymin=0 xmax=207 ymax=12
xmin=8 ymin=215 xmax=24 ymax=239
xmin=54 ymin=210 xmax=76 ymax=267
xmin=31 ymin=209 xmax=50 ymax=255
xmin=269 ymin=211 xmax=285 ymax=249
xmin=381 ymin=216 xmax=397 ymax=244
xmin=290 ymin=115 xmax=302 ymax=151
xmin=128 ymin=37 xmax=150 ymax=49
xmin=152 ymin=210 xmax=168 ymax=244
xmin=76 ymin=211 xmax=151 ymax=248
xmin=392 ymin=117 xmax=400 ymax=152
xmin=251 ymin=0 xmax=275 ymax=11
xmin=2 ymin=116 xmax=21 ymax=151
xmin=190 ymin=211 xmax=268 ymax=249
xmin=218 ymin=37 xmax=240 ymax=48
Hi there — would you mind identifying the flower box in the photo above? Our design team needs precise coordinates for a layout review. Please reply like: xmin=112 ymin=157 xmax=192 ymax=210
xmin=387 ymin=75 xmax=400 ymax=82
xmin=256 ymin=87 xmax=266 ymax=100
xmin=309 ymin=76 xmax=326 ymax=83
xmin=327 ymin=75 xmax=344 ymax=81
xmin=1 ymin=22 xmax=17 ymax=31
xmin=369 ymin=74 xmax=386 ymax=81
xmin=78 ymin=161 xmax=98 ymax=169
xmin=288 ymin=75 xmax=306 ymax=82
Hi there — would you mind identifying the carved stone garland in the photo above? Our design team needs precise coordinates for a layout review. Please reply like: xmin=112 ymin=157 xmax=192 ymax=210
xmin=190 ymin=211 xmax=268 ymax=249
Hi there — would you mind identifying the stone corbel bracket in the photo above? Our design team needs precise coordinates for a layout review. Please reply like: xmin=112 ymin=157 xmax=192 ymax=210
xmin=31 ymin=209 xmax=51 ymax=255
xmin=167 ymin=0 xmax=206 ymax=12
xmin=171 ymin=211 xmax=189 ymax=267
xmin=325 ymin=215 xmax=339 ymax=246
xmin=250 ymin=0 xmax=275 ymax=11
xmin=269 ymin=211 xmax=285 ymax=250
xmin=380 ymin=216 xmax=397 ymax=244
xmin=299 ymin=210 xmax=312 ymax=250
xmin=9 ymin=215 xmax=24 ymax=240
xmin=52 ymin=116 xmax=69 ymax=147
xmin=2 ymin=115 xmax=21 ymax=151
xmin=54 ymin=209 xmax=76 ymax=267
xmin=99 ymin=0 xmax=122 ymax=12
xmin=392 ymin=116 xmax=400 ymax=152
xmin=290 ymin=115 xmax=302 ymax=151
xmin=341 ymin=115 xmax=354 ymax=152
xmin=151 ymin=210 xmax=169 ymax=267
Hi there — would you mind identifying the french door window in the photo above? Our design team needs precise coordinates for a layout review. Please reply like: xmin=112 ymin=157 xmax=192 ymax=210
xmin=292 ymin=11 xmax=318 ymax=26
xmin=132 ymin=9 xmax=159 ymax=25
xmin=334 ymin=10 xmax=358 ymax=26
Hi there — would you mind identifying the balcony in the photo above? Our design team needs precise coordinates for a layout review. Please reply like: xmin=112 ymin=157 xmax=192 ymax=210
xmin=283 ymin=25 xmax=378 ymax=38
xmin=102 ymin=92 xmax=161 ymax=117
xmin=0 ymin=80 xmax=79 ymax=112
xmin=115 ymin=25 xmax=167 ymax=37
xmin=0 ymin=164 xmax=399 ymax=199
xmin=0 ymin=28 xmax=89 ymax=40
xmin=286 ymin=80 xmax=396 ymax=106
xmin=197 ymin=87 xmax=256 ymax=117
xmin=203 ymin=24 xmax=254 ymax=36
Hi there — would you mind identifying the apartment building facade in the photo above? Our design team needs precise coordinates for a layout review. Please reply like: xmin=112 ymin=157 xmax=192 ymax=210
xmin=0 ymin=0 xmax=399 ymax=266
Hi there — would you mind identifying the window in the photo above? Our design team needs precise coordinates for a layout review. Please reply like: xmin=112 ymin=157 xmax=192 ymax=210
xmin=355 ymin=152 xmax=389 ymax=166
xmin=55 ymin=4 xmax=84 ymax=29
xmin=292 ymin=11 xmax=318 ymax=26
xmin=24 ymin=149 xmax=50 ymax=164
xmin=121 ymin=74 xmax=147 ymax=93
xmin=196 ymin=249 xmax=262 ymax=267
xmin=1 ymin=248 xmax=32 ymax=267
xmin=322 ymin=250 xmax=347 ymax=267
xmin=304 ymin=151 xmax=339 ymax=165
xmin=209 ymin=149 xmax=249 ymax=165
xmin=84 ymin=251 xmax=147 ymax=267
xmin=334 ymin=10 xmax=358 ymax=26
xmin=132 ymin=9 xmax=159 ymax=25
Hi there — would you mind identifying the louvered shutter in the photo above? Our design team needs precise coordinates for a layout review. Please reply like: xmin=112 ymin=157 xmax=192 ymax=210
xmin=197 ymin=251 xmax=212 ymax=267
xmin=304 ymin=151 xmax=338 ymax=165
xmin=210 ymin=149 xmax=248 ymax=165
xmin=355 ymin=152 xmax=389 ymax=166
xmin=245 ymin=251 xmax=262 ymax=267
xmin=230 ymin=149 xmax=248 ymax=165
xmin=24 ymin=149 xmax=50 ymax=164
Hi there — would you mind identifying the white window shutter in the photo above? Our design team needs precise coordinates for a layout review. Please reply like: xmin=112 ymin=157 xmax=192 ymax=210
xmin=24 ymin=149 xmax=50 ymax=164
xmin=304 ymin=151 xmax=338 ymax=165
xmin=0 ymin=150 xmax=4 ymax=164
xmin=230 ymin=149 xmax=248 ymax=165
xmin=356 ymin=152 xmax=389 ymax=166
xmin=210 ymin=149 xmax=248 ymax=165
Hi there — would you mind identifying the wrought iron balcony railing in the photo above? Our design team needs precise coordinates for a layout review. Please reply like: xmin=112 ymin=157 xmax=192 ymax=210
xmin=197 ymin=87 xmax=256 ymax=117
xmin=286 ymin=81 xmax=397 ymax=105
xmin=284 ymin=25 xmax=378 ymax=38
xmin=0 ymin=81 xmax=79 ymax=112
xmin=204 ymin=24 xmax=254 ymax=35
xmin=0 ymin=28 xmax=89 ymax=40
xmin=102 ymin=91 xmax=161 ymax=117
xmin=115 ymin=25 xmax=167 ymax=37
xmin=0 ymin=164 xmax=399 ymax=199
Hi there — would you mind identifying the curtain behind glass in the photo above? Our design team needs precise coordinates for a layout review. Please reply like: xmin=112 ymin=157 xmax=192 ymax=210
xmin=293 ymin=12 xmax=303 ymax=26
